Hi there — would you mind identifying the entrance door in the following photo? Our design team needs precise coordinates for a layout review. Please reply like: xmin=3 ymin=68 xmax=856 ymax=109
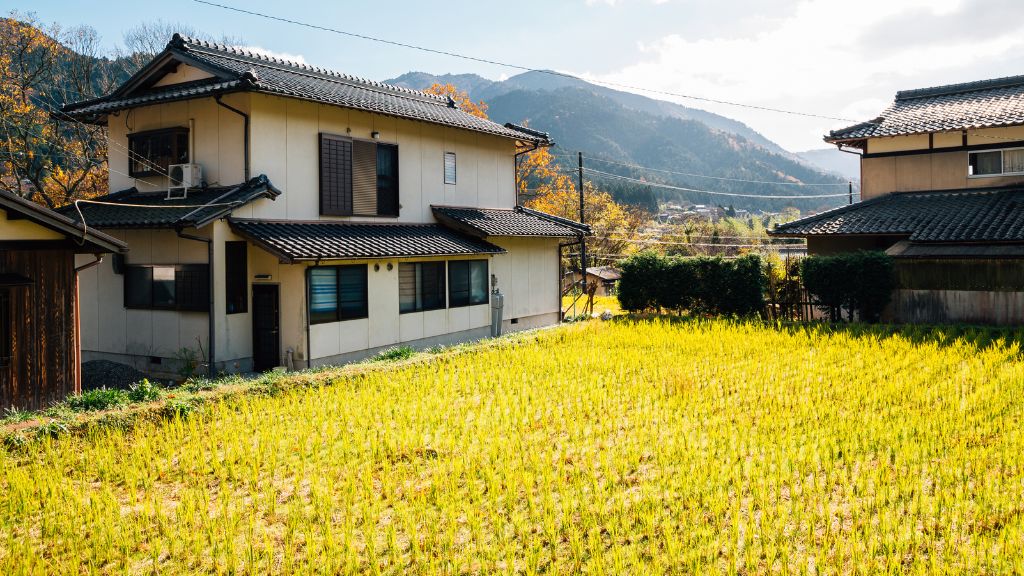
xmin=252 ymin=284 xmax=280 ymax=371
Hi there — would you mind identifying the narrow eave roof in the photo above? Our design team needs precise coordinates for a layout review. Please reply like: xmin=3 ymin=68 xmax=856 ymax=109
xmin=770 ymin=186 xmax=1024 ymax=242
xmin=0 ymin=189 xmax=127 ymax=254
xmin=431 ymin=205 xmax=590 ymax=238
xmin=827 ymin=74 xmax=1024 ymax=142
xmin=228 ymin=219 xmax=505 ymax=262
xmin=63 ymin=34 xmax=551 ymax=145
xmin=57 ymin=174 xmax=280 ymax=229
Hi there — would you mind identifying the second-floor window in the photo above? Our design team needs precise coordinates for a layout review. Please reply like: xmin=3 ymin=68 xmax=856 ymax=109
xmin=969 ymin=148 xmax=1024 ymax=177
xmin=320 ymin=133 xmax=399 ymax=217
xmin=128 ymin=127 xmax=189 ymax=177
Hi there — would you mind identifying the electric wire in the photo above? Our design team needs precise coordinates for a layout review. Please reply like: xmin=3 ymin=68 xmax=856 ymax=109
xmin=585 ymin=168 xmax=854 ymax=199
xmin=191 ymin=0 xmax=861 ymax=123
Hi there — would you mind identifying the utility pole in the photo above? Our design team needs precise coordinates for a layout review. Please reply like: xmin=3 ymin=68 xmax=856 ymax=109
xmin=578 ymin=152 xmax=587 ymax=294
xmin=848 ymin=181 xmax=853 ymax=205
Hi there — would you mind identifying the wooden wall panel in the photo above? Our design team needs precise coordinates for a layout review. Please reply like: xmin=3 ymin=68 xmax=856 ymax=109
xmin=0 ymin=248 xmax=76 ymax=410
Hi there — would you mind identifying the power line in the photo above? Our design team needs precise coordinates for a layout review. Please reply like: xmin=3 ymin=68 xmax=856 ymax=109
xmin=573 ymin=154 xmax=850 ymax=187
xmin=0 ymin=117 xmax=162 ymax=190
xmin=585 ymin=168 xmax=852 ymax=199
xmin=191 ymin=0 xmax=859 ymax=123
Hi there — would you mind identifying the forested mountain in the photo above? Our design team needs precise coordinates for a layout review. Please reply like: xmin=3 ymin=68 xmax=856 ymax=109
xmin=390 ymin=72 xmax=851 ymax=213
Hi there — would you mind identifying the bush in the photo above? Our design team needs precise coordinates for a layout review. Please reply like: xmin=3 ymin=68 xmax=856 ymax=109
xmin=617 ymin=251 xmax=668 ymax=312
xmin=801 ymin=251 xmax=895 ymax=322
xmin=617 ymin=252 xmax=767 ymax=317
xmin=127 ymin=379 xmax=162 ymax=403
xmin=369 ymin=346 xmax=416 ymax=363
xmin=65 ymin=388 xmax=129 ymax=412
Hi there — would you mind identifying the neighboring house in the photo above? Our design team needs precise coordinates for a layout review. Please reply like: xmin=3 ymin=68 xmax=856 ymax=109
xmin=61 ymin=34 xmax=587 ymax=374
xmin=771 ymin=75 xmax=1024 ymax=324
xmin=0 ymin=190 xmax=127 ymax=409
xmin=565 ymin=266 xmax=621 ymax=297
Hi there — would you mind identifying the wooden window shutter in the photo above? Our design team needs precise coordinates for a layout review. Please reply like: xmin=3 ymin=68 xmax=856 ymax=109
xmin=352 ymin=140 xmax=378 ymax=216
xmin=319 ymin=133 xmax=353 ymax=216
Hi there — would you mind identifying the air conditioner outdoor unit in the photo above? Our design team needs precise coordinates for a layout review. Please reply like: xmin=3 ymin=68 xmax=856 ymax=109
xmin=167 ymin=163 xmax=201 ymax=200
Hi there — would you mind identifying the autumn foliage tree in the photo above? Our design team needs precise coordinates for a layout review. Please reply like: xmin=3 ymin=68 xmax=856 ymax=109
xmin=0 ymin=13 xmax=114 ymax=207
xmin=518 ymin=145 xmax=647 ymax=267
xmin=423 ymin=83 xmax=489 ymax=119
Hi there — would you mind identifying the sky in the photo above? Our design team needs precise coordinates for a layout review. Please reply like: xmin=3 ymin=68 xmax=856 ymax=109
xmin=14 ymin=0 xmax=1024 ymax=152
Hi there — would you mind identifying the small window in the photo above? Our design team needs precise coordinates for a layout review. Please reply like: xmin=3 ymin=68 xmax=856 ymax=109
xmin=127 ymin=127 xmax=189 ymax=177
xmin=308 ymin=265 xmax=368 ymax=324
xmin=225 ymin=241 xmax=248 ymax=314
xmin=969 ymin=150 xmax=1002 ymax=176
xmin=124 ymin=264 xmax=209 ymax=311
xmin=0 ymin=289 xmax=10 ymax=368
xmin=444 ymin=152 xmax=457 ymax=185
xmin=448 ymin=260 xmax=488 ymax=307
xmin=399 ymin=262 xmax=446 ymax=313
xmin=968 ymin=148 xmax=1024 ymax=177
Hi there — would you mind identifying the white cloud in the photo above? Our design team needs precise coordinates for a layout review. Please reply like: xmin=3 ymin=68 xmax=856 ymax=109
xmin=238 ymin=45 xmax=307 ymax=65
xmin=581 ymin=0 xmax=1024 ymax=150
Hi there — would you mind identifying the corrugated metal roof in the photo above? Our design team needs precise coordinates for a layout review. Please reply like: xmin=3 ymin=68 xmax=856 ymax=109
xmin=770 ymin=186 xmax=1024 ymax=242
xmin=828 ymin=75 xmax=1024 ymax=141
xmin=63 ymin=34 xmax=550 ymax=145
xmin=431 ymin=205 xmax=588 ymax=237
xmin=228 ymin=219 xmax=505 ymax=262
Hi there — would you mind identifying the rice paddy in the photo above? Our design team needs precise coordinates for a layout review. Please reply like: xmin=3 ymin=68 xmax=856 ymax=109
xmin=3 ymin=318 xmax=1024 ymax=574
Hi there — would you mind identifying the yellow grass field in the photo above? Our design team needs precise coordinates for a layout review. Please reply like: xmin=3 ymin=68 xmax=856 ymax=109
xmin=3 ymin=319 xmax=1024 ymax=574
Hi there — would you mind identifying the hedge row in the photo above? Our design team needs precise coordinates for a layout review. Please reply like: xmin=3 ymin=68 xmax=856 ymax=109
xmin=801 ymin=251 xmax=895 ymax=322
xmin=617 ymin=252 xmax=766 ymax=316
xmin=616 ymin=250 xmax=896 ymax=322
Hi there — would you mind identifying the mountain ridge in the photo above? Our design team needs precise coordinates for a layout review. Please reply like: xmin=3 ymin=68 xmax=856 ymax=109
xmin=387 ymin=71 xmax=852 ymax=212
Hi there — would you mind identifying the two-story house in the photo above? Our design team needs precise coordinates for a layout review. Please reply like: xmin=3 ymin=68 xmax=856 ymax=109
xmin=61 ymin=34 xmax=587 ymax=374
xmin=771 ymin=75 xmax=1024 ymax=324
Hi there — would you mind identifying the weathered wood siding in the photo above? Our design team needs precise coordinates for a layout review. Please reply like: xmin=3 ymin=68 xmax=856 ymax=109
xmin=0 ymin=248 xmax=78 ymax=410
xmin=889 ymin=289 xmax=1024 ymax=325
xmin=888 ymin=259 xmax=1024 ymax=325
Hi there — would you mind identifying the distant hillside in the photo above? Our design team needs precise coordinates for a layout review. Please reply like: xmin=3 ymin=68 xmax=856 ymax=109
xmin=390 ymin=71 xmax=789 ymax=156
xmin=388 ymin=72 xmax=850 ymax=212
xmin=796 ymin=148 xmax=860 ymax=182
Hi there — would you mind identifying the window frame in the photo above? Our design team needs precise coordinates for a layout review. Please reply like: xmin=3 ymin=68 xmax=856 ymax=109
xmin=968 ymin=146 xmax=1024 ymax=178
xmin=306 ymin=264 xmax=369 ymax=325
xmin=399 ymin=261 xmax=447 ymax=314
xmin=448 ymin=259 xmax=489 ymax=308
xmin=318 ymin=133 xmax=399 ymax=217
xmin=444 ymin=151 xmax=457 ymax=185
xmin=225 ymin=241 xmax=248 ymax=315
xmin=127 ymin=127 xmax=190 ymax=178
xmin=123 ymin=264 xmax=209 ymax=312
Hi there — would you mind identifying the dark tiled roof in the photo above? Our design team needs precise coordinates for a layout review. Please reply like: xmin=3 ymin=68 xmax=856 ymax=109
xmin=228 ymin=219 xmax=505 ymax=262
xmin=431 ymin=205 xmax=589 ymax=237
xmin=828 ymin=75 xmax=1024 ymax=141
xmin=64 ymin=34 xmax=550 ymax=145
xmin=770 ymin=187 xmax=1024 ymax=242
xmin=58 ymin=174 xmax=280 ymax=229
xmin=0 ymin=189 xmax=127 ymax=253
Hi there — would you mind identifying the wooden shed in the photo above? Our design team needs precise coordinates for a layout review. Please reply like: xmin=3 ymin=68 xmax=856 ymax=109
xmin=0 ymin=190 xmax=127 ymax=410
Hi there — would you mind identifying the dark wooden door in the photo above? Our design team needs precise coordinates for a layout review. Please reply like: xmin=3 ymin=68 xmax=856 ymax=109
xmin=252 ymin=284 xmax=280 ymax=372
